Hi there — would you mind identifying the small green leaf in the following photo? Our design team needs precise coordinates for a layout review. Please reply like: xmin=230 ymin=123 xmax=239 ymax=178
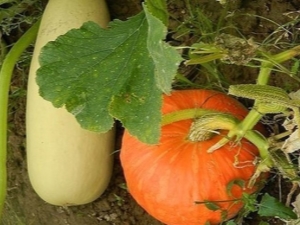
xmin=258 ymin=193 xmax=297 ymax=220
xmin=225 ymin=220 xmax=237 ymax=225
xmin=241 ymin=192 xmax=258 ymax=213
xmin=204 ymin=201 xmax=221 ymax=211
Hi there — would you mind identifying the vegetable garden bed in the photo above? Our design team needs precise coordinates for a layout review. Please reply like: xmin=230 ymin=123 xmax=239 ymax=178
xmin=1 ymin=0 xmax=300 ymax=224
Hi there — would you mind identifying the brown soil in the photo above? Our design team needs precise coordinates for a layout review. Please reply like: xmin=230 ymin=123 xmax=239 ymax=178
xmin=2 ymin=0 xmax=300 ymax=224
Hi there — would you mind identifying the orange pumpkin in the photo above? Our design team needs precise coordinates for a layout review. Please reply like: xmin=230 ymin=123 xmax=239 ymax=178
xmin=120 ymin=89 xmax=266 ymax=225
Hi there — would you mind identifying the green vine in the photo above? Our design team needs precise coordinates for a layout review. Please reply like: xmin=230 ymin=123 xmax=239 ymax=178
xmin=0 ymin=20 xmax=40 ymax=217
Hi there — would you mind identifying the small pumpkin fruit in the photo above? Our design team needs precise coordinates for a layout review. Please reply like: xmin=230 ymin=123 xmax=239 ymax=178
xmin=120 ymin=89 xmax=266 ymax=225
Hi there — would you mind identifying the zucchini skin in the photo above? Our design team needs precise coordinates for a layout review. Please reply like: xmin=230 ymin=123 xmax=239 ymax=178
xmin=26 ymin=0 xmax=114 ymax=206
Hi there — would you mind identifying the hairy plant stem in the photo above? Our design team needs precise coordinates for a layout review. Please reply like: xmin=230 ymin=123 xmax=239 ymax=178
xmin=0 ymin=20 xmax=40 ymax=217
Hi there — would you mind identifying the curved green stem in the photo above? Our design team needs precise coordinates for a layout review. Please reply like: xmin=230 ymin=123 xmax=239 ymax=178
xmin=244 ymin=131 xmax=271 ymax=164
xmin=208 ymin=109 xmax=263 ymax=152
xmin=162 ymin=108 xmax=217 ymax=126
xmin=256 ymin=61 xmax=272 ymax=85
xmin=272 ymin=45 xmax=300 ymax=63
xmin=257 ymin=45 xmax=300 ymax=84
xmin=0 ymin=20 xmax=40 ymax=217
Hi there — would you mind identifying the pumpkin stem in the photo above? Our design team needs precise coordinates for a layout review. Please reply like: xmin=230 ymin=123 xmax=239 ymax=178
xmin=161 ymin=108 xmax=218 ymax=126
xmin=187 ymin=113 xmax=239 ymax=142
xmin=161 ymin=108 xmax=274 ymax=179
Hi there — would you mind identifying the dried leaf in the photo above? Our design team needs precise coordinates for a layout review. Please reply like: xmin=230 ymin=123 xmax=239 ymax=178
xmin=289 ymin=89 xmax=300 ymax=100
xmin=292 ymin=192 xmax=300 ymax=216
xmin=283 ymin=129 xmax=300 ymax=153
xmin=283 ymin=118 xmax=297 ymax=131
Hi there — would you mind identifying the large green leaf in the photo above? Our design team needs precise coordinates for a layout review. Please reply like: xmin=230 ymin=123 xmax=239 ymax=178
xmin=144 ymin=4 xmax=182 ymax=93
xmin=258 ymin=193 xmax=297 ymax=220
xmin=146 ymin=0 xmax=169 ymax=26
xmin=37 ymin=4 xmax=182 ymax=144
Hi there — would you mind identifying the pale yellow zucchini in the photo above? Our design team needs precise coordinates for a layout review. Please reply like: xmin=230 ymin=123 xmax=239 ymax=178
xmin=26 ymin=0 xmax=114 ymax=206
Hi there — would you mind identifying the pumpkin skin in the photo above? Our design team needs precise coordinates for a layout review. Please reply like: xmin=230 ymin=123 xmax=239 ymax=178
xmin=120 ymin=89 xmax=266 ymax=225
